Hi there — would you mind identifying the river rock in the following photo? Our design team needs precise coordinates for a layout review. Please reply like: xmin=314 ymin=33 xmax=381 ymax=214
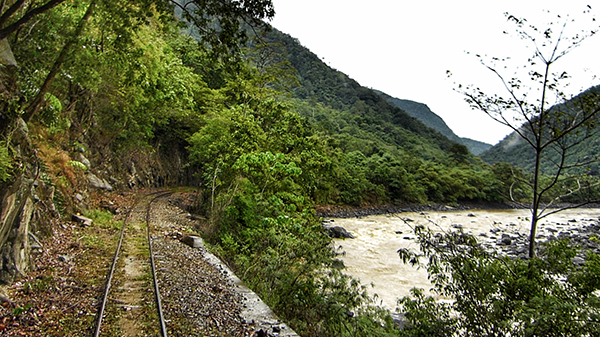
xmin=390 ymin=312 xmax=408 ymax=330
xmin=325 ymin=226 xmax=355 ymax=239
xmin=500 ymin=234 xmax=512 ymax=245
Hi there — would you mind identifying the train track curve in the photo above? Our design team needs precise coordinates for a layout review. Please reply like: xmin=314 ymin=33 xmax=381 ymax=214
xmin=90 ymin=190 xmax=298 ymax=336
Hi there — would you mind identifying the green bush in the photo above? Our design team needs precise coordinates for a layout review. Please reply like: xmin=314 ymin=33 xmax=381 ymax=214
xmin=398 ymin=226 xmax=600 ymax=336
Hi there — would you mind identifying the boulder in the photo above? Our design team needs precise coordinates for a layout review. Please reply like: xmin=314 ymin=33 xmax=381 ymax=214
xmin=78 ymin=153 xmax=91 ymax=170
xmin=325 ymin=226 xmax=355 ymax=239
xmin=390 ymin=312 xmax=409 ymax=330
xmin=500 ymin=234 xmax=512 ymax=245
xmin=87 ymin=173 xmax=113 ymax=191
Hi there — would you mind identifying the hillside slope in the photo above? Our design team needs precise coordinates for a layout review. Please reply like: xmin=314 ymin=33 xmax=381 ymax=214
xmin=262 ymin=28 xmax=462 ymax=160
xmin=480 ymin=85 xmax=600 ymax=175
xmin=375 ymin=90 xmax=492 ymax=155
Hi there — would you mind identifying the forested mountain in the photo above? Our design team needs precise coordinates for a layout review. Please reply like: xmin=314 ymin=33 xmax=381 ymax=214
xmin=374 ymin=90 xmax=493 ymax=155
xmin=481 ymin=85 xmax=600 ymax=175
xmin=258 ymin=28 xmax=461 ymax=161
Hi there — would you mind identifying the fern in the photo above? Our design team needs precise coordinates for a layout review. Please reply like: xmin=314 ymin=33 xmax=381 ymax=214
xmin=66 ymin=160 xmax=87 ymax=171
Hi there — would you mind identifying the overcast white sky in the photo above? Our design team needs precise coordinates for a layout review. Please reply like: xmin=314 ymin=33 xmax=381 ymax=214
xmin=269 ymin=1 xmax=600 ymax=145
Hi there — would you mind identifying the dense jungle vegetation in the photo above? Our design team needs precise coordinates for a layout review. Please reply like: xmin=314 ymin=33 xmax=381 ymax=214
xmin=1 ymin=0 xmax=599 ymax=336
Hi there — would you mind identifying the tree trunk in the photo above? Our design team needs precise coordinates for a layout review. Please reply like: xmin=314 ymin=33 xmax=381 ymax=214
xmin=22 ymin=0 xmax=96 ymax=122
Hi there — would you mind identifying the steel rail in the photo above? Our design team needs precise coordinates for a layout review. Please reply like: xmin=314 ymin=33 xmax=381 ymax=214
xmin=146 ymin=192 xmax=172 ymax=337
xmin=93 ymin=191 xmax=171 ymax=337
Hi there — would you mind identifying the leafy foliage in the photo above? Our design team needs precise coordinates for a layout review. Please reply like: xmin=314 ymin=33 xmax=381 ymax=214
xmin=184 ymin=53 xmax=402 ymax=334
xmin=5 ymin=0 xmax=600 ymax=335
xmin=398 ymin=226 xmax=600 ymax=336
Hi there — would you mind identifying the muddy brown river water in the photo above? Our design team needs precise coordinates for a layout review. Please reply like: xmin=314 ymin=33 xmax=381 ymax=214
xmin=331 ymin=208 xmax=600 ymax=310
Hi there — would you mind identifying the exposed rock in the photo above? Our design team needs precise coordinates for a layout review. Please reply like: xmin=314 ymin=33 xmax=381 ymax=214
xmin=390 ymin=312 xmax=408 ymax=330
xmin=0 ymin=175 xmax=35 ymax=283
xmin=180 ymin=235 xmax=203 ymax=248
xmin=0 ymin=39 xmax=17 ymax=67
xmin=78 ymin=153 xmax=91 ymax=170
xmin=325 ymin=226 xmax=355 ymax=239
xmin=71 ymin=214 xmax=93 ymax=227
xmin=0 ymin=119 xmax=37 ymax=283
xmin=87 ymin=172 xmax=113 ymax=191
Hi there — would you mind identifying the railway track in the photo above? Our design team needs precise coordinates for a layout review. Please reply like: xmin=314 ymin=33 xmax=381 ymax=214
xmin=87 ymin=190 xmax=298 ymax=336
xmin=93 ymin=191 xmax=172 ymax=337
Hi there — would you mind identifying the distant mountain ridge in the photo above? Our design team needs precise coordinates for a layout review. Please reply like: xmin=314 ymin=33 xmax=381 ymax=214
xmin=262 ymin=28 xmax=463 ymax=160
xmin=374 ymin=90 xmax=492 ymax=155
xmin=260 ymin=27 xmax=497 ymax=161
xmin=480 ymin=85 xmax=600 ymax=175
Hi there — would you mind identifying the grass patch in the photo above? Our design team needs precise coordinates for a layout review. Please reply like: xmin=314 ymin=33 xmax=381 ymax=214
xmin=83 ymin=209 xmax=123 ymax=230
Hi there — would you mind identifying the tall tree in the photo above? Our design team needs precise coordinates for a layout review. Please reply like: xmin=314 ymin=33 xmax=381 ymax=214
xmin=0 ymin=0 xmax=67 ymax=40
xmin=22 ymin=0 xmax=97 ymax=122
xmin=171 ymin=0 xmax=274 ymax=62
xmin=457 ymin=8 xmax=600 ymax=258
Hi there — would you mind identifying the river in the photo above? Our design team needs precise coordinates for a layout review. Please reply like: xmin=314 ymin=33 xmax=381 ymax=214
xmin=330 ymin=208 xmax=600 ymax=310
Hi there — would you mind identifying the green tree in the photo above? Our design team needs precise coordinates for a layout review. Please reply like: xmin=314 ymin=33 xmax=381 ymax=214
xmin=0 ymin=0 xmax=67 ymax=40
xmin=172 ymin=0 xmax=274 ymax=64
xmin=398 ymin=227 xmax=600 ymax=336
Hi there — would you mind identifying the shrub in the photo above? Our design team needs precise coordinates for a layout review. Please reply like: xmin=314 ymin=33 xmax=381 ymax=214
xmin=398 ymin=226 xmax=600 ymax=336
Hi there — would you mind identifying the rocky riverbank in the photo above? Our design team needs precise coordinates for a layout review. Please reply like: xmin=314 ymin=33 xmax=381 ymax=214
xmin=315 ymin=201 xmax=527 ymax=219
xmin=327 ymin=208 xmax=600 ymax=310
xmin=476 ymin=213 xmax=600 ymax=262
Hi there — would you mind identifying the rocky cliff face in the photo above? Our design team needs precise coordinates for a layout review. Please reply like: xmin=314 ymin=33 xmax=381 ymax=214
xmin=0 ymin=119 xmax=48 ymax=283
xmin=0 ymin=116 xmax=195 ymax=283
